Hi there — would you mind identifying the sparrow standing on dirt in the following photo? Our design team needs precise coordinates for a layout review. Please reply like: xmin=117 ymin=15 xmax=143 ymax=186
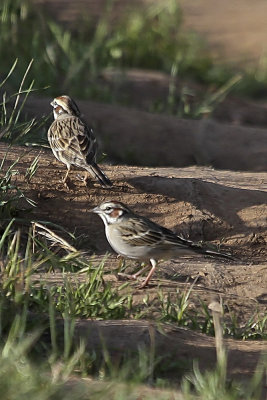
xmin=48 ymin=95 xmax=112 ymax=188
xmin=92 ymin=201 xmax=232 ymax=288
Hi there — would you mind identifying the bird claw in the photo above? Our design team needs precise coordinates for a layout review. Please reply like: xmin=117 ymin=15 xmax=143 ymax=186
xmin=76 ymin=173 xmax=84 ymax=182
xmin=117 ymin=272 xmax=142 ymax=282
xmin=117 ymin=272 xmax=151 ymax=289
xmin=137 ymin=281 xmax=149 ymax=289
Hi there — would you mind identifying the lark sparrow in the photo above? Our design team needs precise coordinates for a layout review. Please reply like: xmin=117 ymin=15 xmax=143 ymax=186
xmin=48 ymin=95 xmax=112 ymax=188
xmin=92 ymin=201 xmax=233 ymax=288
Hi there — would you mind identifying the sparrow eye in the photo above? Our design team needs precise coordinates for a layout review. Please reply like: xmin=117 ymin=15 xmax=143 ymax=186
xmin=105 ymin=206 xmax=111 ymax=211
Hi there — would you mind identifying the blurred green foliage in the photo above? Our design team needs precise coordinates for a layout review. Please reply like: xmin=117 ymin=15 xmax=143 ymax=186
xmin=2 ymin=0 xmax=267 ymax=107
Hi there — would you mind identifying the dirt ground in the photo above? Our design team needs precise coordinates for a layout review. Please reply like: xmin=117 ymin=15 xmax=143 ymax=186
xmin=2 ymin=140 xmax=266 ymax=392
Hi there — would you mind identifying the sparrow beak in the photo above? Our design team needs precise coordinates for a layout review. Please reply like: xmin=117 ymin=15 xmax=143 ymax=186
xmin=90 ymin=206 xmax=100 ymax=214
xmin=50 ymin=100 xmax=56 ymax=107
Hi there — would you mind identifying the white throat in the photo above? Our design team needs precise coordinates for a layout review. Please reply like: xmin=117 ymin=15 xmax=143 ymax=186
xmin=99 ymin=210 xmax=124 ymax=227
xmin=53 ymin=109 xmax=58 ymax=120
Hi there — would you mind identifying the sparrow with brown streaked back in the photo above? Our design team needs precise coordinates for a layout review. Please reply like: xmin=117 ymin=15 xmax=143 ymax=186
xmin=92 ymin=200 xmax=233 ymax=288
xmin=48 ymin=95 xmax=112 ymax=188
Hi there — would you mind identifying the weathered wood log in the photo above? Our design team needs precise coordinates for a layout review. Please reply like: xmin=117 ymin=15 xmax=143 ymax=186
xmin=24 ymin=96 xmax=267 ymax=171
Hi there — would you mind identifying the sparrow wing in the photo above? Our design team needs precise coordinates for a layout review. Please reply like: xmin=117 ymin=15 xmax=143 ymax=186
xmin=118 ymin=216 xmax=192 ymax=249
xmin=48 ymin=116 xmax=97 ymax=165
xmin=117 ymin=216 xmax=233 ymax=259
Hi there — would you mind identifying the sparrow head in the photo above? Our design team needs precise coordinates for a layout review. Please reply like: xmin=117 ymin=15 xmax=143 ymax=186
xmin=50 ymin=95 xmax=81 ymax=119
xmin=92 ymin=201 xmax=132 ymax=225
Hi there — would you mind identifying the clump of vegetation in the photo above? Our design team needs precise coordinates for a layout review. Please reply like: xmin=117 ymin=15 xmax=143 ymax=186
xmin=182 ymin=302 xmax=266 ymax=400
xmin=156 ymin=288 xmax=267 ymax=340
xmin=0 ymin=0 xmax=212 ymax=98
xmin=1 ymin=0 xmax=267 ymax=111
xmin=0 ymin=58 xmax=47 ymax=146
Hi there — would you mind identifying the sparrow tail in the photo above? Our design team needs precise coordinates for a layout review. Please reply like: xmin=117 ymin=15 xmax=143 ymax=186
xmin=203 ymin=248 xmax=234 ymax=260
xmin=190 ymin=243 xmax=235 ymax=261
xmin=183 ymin=241 xmax=236 ymax=260
xmin=88 ymin=162 xmax=112 ymax=188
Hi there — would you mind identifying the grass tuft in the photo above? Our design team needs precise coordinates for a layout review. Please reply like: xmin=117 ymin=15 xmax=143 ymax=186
xmin=1 ymin=0 xmax=267 ymax=109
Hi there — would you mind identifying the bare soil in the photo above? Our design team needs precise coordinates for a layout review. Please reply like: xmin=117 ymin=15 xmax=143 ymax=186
xmin=2 ymin=140 xmax=266 ymax=393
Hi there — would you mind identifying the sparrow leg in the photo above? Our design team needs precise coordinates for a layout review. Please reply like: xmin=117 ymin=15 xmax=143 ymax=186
xmin=118 ymin=272 xmax=141 ymax=281
xmin=117 ymin=263 xmax=149 ymax=281
xmin=132 ymin=264 xmax=150 ymax=279
xmin=63 ymin=166 xmax=71 ymax=189
xmin=83 ymin=171 xmax=89 ymax=186
xmin=82 ymin=171 xmax=95 ymax=188
xmin=118 ymin=263 xmax=155 ymax=285
xmin=138 ymin=259 xmax=157 ymax=289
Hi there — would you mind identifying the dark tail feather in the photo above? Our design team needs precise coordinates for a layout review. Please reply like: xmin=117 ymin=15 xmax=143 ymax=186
xmin=190 ymin=242 xmax=235 ymax=261
xmin=89 ymin=162 xmax=112 ymax=188
xmin=203 ymin=248 xmax=235 ymax=261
